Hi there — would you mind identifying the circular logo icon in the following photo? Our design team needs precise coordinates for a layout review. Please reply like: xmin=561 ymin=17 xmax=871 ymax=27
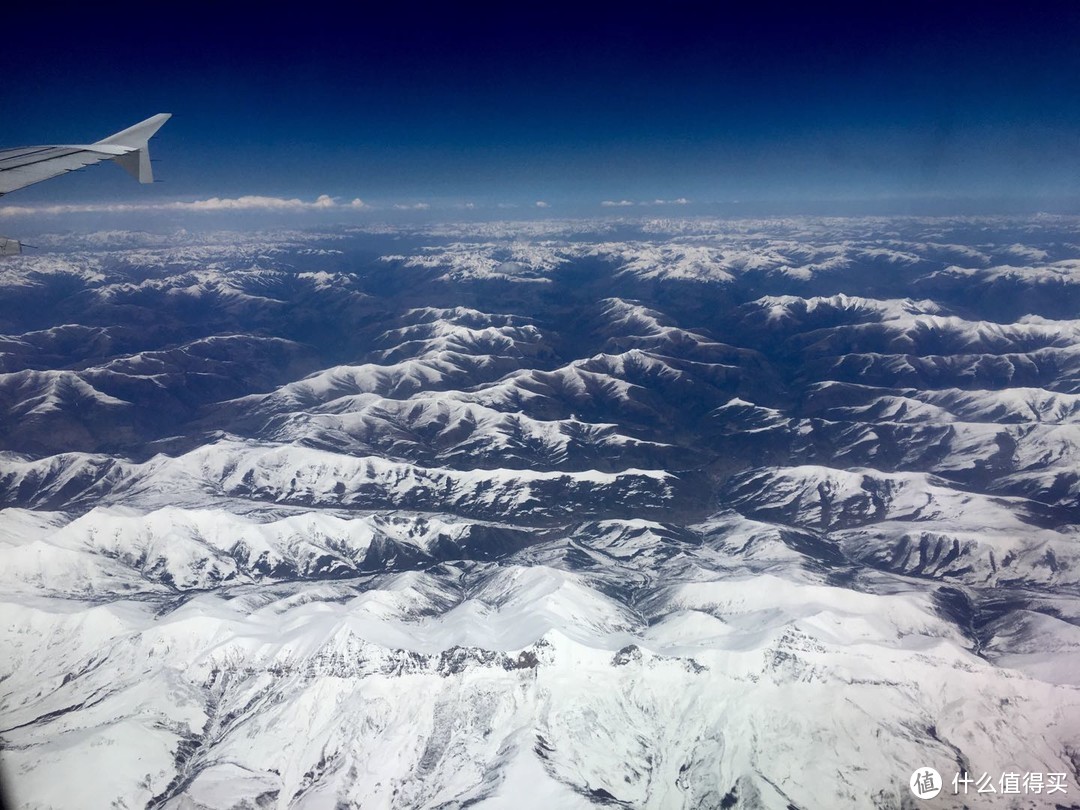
xmin=910 ymin=767 xmax=943 ymax=799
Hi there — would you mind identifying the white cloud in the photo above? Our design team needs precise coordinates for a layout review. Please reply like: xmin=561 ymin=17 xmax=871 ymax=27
xmin=179 ymin=195 xmax=329 ymax=212
xmin=0 ymin=194 xmax=373 ymax=216
xmin=1 ymin=202 xmax=139 ymax=216
xmin=599 ymin=198 xmax=690 ymax=209
xmin=0 ymin=193 xmax=690 ymax=219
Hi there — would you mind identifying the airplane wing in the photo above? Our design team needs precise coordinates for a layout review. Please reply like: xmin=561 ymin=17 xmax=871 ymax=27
xmin=0 ymin=113 xmax=171 ymax=197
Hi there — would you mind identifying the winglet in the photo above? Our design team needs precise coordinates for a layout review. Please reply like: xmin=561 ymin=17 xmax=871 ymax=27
xmin=95 ymin=113 xmax=172 ymax=184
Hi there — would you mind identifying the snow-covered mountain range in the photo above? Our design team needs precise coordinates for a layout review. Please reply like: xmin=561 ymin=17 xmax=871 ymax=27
xmin=1 ymin=216 xmax=1078 ymax=809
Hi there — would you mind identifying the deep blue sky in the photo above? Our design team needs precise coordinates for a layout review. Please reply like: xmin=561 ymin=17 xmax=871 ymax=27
xmin=3 ymin=4 xmax=1080 ymax=212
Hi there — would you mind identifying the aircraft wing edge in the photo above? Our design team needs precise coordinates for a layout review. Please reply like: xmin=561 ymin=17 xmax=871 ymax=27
xmin=0 ymin=113 xmax=171 ymax=195
xmin=97 ymin=113 xmax=172 ymax=184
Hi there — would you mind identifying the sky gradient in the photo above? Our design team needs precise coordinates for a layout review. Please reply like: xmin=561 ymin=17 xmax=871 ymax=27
xmin=3 ymin=4 xmax=1080 ymax=214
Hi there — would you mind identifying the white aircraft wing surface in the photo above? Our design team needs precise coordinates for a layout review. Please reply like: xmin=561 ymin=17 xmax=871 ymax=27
xmin=0 ymin=113 xmax=171 ymax=196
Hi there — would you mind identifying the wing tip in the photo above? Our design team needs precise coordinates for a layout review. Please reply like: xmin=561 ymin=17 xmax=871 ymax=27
xmin=96 ymin=114 xmax=172 ymax=148
xmin=100 ymin=114 xmax=171 ymax=183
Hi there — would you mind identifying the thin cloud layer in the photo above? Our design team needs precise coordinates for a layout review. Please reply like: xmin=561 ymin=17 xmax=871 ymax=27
xmin=602 ymin=198 xmax=689 ymax=208
xmin=2 ymin=194 xmax=694 ymax=218
xmin=180 ymin=194 xmax=338 ymax=211
xmin=1 ymin=194 xmax=369 ymax=217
